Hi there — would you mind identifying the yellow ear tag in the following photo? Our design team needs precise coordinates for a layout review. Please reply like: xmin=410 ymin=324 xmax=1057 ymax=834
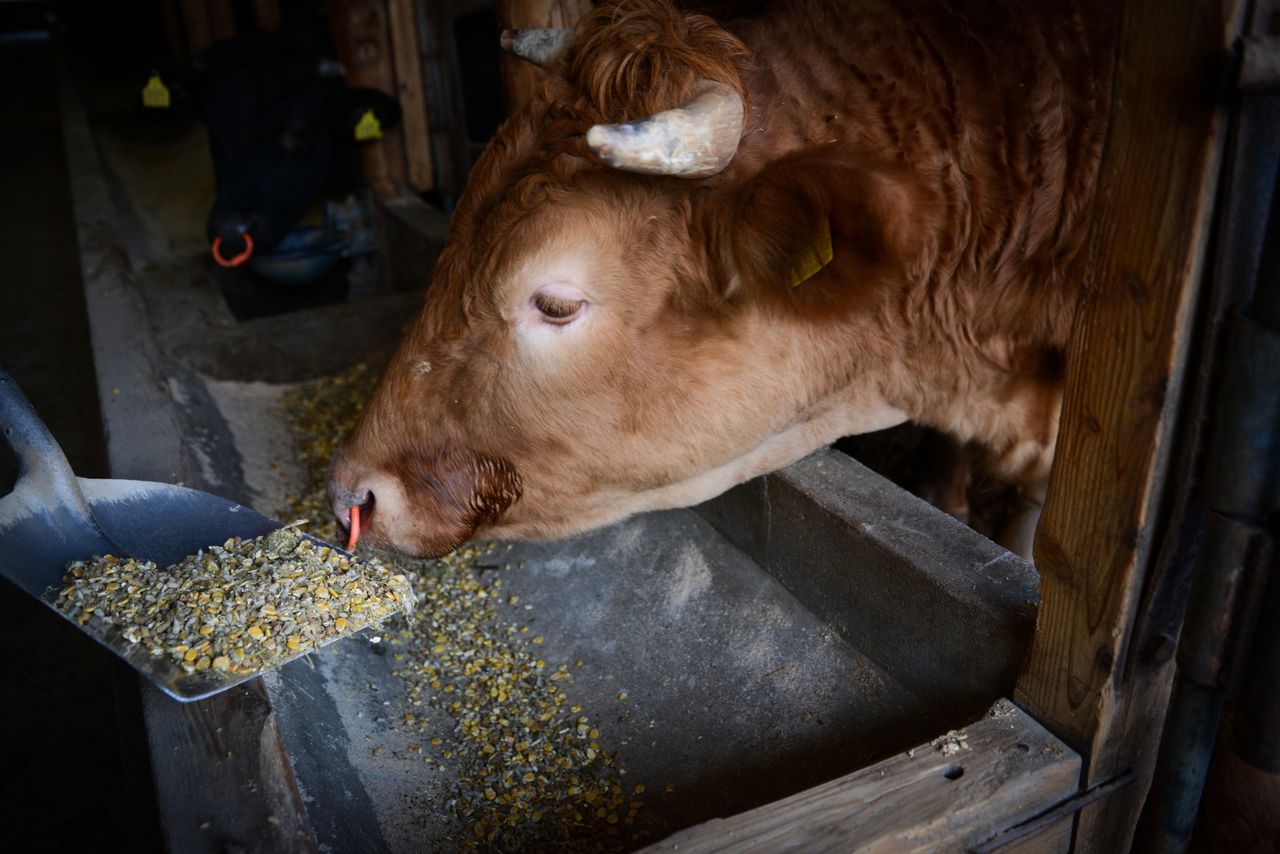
xmin=354 ymin=109 xmax=383 ymax=141
xmin=789 ymin=217 xmax=834 ymax=287
xmin=141 ymin=73 xmax=171 ymax=109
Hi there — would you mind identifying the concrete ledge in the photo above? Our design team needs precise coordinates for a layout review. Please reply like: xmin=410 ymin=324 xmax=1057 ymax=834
xmin=173 ymin=291 xmax=420 ymax=383
xmin=379 ymin=194 xmax=450 ymax=294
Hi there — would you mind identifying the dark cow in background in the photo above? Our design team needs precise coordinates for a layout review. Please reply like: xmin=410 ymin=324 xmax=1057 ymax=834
xmin=326 ymin=0 xmax=1113 ymax=559
xmin=201 ymin=2 xmax=400 ymax=264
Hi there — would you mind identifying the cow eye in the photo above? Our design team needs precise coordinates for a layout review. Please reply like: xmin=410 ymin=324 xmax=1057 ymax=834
xmin=533 ymin=292 xmax=585 ymax=324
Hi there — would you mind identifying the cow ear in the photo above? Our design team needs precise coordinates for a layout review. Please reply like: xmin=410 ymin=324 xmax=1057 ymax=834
xmin=340 ymin=88 xmax=402 ymax=138
xmin=703 ymin=150 xmax=932 ymax=303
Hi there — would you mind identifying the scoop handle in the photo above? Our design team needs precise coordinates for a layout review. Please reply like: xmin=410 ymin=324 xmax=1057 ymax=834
xmin=0 ymin=370 xmax=94 ymax=520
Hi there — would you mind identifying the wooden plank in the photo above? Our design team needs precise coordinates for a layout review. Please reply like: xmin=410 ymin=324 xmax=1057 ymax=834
xmin=1001 ymin=815 xmax=1073 ymax=854
xmin=141 ymin=681 xmax=318 ymax=853
xmin=494 ymin=0 xmax=592 ymax=114
xmin=1014 ymin=0 xmax=1244 ymax=850
xmin=643 ymin=700 xmax=1080 ymax=853
xmin=415 ymin=0 xmax=468 ymax=196
xmin=332 ymin=0 xmax=407 ymax=198
xmin=387 ymin=0 xmax=432 ymax=191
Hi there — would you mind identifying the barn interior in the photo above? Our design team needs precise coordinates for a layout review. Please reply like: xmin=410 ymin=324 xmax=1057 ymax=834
xmin=1 ymin=1 xmax=1277 ymax=852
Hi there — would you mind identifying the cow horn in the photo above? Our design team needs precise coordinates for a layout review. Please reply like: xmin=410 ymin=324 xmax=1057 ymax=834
xmin=499 ymin=28 xmax=573 ymax=66
xmin=585 ymin=81 xmax=745 ymax=178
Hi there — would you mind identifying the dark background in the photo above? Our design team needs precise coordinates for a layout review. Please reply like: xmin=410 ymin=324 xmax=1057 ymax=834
xmin=0 ymin=5 xmax=157 ymax=849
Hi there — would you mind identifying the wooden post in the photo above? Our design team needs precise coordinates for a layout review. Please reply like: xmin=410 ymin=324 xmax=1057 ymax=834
xmin=332 ymin=0 xmax=409 ymax=198
xmin=387 ymin=0 xmax=433 ymax=191
xmin=1014 ymin=0 xmax=1244 ymax=850
xmin=493 ymin=0 xmax=592 ymax=115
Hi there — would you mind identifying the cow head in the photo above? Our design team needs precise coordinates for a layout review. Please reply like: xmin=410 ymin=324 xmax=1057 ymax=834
xmin=328 ymin=0 xmax=925 ymax=557
xmin=202 ymin=11 xmax=400 ymax=263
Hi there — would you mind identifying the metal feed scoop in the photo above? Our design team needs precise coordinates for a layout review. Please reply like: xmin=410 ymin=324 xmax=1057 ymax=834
xmin=0 ymin=371 xmax=394 ymax=702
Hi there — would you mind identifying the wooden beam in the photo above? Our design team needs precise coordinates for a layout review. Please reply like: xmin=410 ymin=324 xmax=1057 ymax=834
xmin=141 ymin=681 xmax=318 ymax=853
xmin=386 ymin=0 xmax=433 ymax=191
xmin=1014 ymin=0 xmax=1244 ymax=850
xmin=415 ymin=0 xmax=468 ymax=197
xmin=644 ymin=700 xmax=1080 ymax=853
xmin=493 ymin=0 xmax=592 ymax=115
xmin=332 ymin=0 xmax=408 ymax=198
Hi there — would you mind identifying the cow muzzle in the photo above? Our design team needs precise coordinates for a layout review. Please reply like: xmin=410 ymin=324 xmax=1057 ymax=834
xmin=327 ymin=450 xmax=375 ymax=549
xmin=326 ymin=446 xmax=524 ymax=558
xmin=209 ymin=213 xmax=267 ymax=267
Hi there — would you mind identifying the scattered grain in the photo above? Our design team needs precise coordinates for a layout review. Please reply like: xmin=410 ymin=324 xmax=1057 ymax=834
xmin=284 ymin=363 xmax=644 ymax=849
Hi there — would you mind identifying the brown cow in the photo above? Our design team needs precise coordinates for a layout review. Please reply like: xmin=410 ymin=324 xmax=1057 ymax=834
xmin=327 ymin=0 xmax=1113 ymax=559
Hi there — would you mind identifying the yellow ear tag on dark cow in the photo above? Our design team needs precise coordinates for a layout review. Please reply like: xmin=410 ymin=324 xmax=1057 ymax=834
xmin=355 ymin=109 xmax=383 ymax=142
xmin=789 ymin=218 xmax=833 ymax=287
xmin=141 ymin=73 xmax=171 ymax=109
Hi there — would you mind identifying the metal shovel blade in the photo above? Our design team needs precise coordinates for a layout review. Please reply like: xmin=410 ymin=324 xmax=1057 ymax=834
xmin=0 ymin=371 xmax=369 ymax=702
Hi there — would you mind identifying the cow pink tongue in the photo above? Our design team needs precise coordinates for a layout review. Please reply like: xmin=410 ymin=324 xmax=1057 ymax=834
xmin=346 ymin=506 xmax=361 ymax=551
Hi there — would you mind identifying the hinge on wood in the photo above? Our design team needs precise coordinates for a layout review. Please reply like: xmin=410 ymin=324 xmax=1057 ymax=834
xmin=968 ymin=769 xmax=1137 ymax=853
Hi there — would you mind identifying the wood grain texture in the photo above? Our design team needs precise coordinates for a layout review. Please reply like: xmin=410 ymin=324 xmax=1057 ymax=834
xmin=494 ymin=0 xmax=592 ymax=114
xmin=1001 ymin=815 xmax=1073 ymax=854
xmin=387 ymin=0 xmax=433 ymax=191
xmin=642 ymin=701 xmax=1080 ymax=853
xmin=1014 ymin=0 xmax=1243 ymax=850
xmin=332 ymin=0 xmax=407 ymax=197
xmin=142 ymin=681 xmax=318 ymax=853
